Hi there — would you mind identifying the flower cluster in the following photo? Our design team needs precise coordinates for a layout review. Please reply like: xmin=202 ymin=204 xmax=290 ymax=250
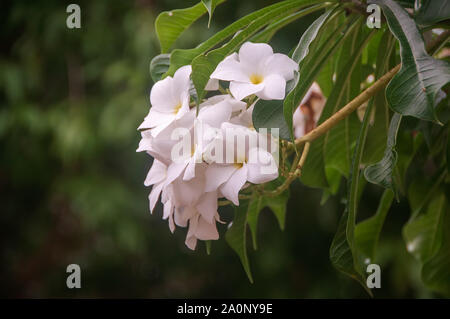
xmin=137 ymin=42 xmax=298 ymax=249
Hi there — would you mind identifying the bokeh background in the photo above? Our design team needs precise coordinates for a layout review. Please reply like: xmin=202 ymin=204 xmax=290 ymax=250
xmin=0 ymin=0 xmax=437 ymax=298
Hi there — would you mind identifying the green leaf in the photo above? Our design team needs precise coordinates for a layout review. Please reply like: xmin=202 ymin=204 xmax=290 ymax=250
xmin=373 ymin=0 xmax=450 ymax=122
xmin=253 ymin=98 xmax=291 ymax=141
xmin=165 ymin=0 xmax=327 ymax=76
xmin=298 ymin=17 xmax=365 ymax=189
xmin=422 ymin=210 xmax=450 ymax=296
xmin=291 ymin=6 xmax=338 ymax=65
xmin=149 ymin=53 xmax=171 ymax=82
xmin=191 ymin=0 xmax=326 ymax=103
xmin=362 ymin=31 xmax=397 ymax=165
xmin=251 ymin=5 xmax=326 ymax=43
xmin=265 ymin=191 xmax=289 ymax=231
xmin=247 ymin=181 xmax=289 ymax=249
xmin=284 ymin=7 xmax=347 ymax=141
xmin=403 ymin=191 xmax=447 ymax=262
xmin=246 ymin=196 xmax=264 ymax=250
xmin=226 ymin=201 xmax=253 ymax=283
xmin=355 ymin=189 xmax=395 ymax=263
xmin=205 ymin=240 xmax=212 ymax=255
xmin=323 ymin=26 xmax=374 ymax=180
xmin=155 ymin=1 xmax=223 ymax=53
xmin=407 ymin=170 xmax=447 ymax=218
xmin=296 ymin=17 xmax=362 ymax=189
xmin=364 ymin=112 xmax=402 ymax=189
xmin=331 ymin=35 xmax=392 ymax=291
xmin=202 ymin=0 xmax=220 ymax=27
xmin=415 ymin=0 xmax=450 ymax=26
xmin=330 ymin=209 xmax=372 ymax=295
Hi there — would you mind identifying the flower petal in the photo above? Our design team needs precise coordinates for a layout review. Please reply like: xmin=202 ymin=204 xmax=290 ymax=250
xmin=229 ymin=81 xmax=264 ymax=101
xmin=195 ymin=216 xmax=219 ymax=240
xmin=149 ymin=182 xmax=164 ymax=213
xmin=257 ymin=74 xmax=286 ymax=100
xmin=150 ymin=77 xmax=178 ymax=112
xmin=204 ymin=163 xmax=237 ymax=192
xmin=238 ymin=42 xmax=273 ymax=66
xmin=144 ymin=159 xmax=167 ymax=186
xmin=219 ymin=165 xmax=248 ymax=205
xmin=138 ymin=108 xmax=175 ymax=131
xmin=247 ymin=147 xmax=278 ymax=184
xmin=205 ymin=78 xmax=219 ymax=91
xmin=165 ymin=161 xmax=187 ymax=186
xmin=196 ymin=191 xmax=218 ymax=224
xmin=210 ymin=59 xmax=250 ymax=82
xmin=198 ymin=100 xmax=232 ymax=128
xmin=171 ymin=65 xmax=192 ymax=100
xmin=264 ymin=53 xmax=298 ymax=80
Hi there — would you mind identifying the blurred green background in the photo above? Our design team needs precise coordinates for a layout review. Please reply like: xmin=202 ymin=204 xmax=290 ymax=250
xmin=0 ymin=0 xmax=436 ymax=298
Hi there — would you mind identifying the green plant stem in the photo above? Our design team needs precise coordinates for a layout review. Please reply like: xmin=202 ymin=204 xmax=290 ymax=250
xmin=263 ymin=142 xmax=310 ymax=197
xmin=295 ymin=64 xmax=401 ymax=145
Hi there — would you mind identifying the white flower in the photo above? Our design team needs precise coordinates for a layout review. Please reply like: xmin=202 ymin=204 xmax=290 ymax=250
xmin=138 ymin=65 xmax=192 ymax=137
xmin=204 ymin=123 xmax=278 ymax=205
xmin=144 ymin=159 xmax=167 ymax=213
xmin=210 ymin=42 xmax=298 ymax=101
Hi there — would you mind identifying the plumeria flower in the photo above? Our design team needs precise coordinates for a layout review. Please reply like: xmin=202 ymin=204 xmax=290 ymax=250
xmin=165 ymin=95 xmax=240 ymax=184
xmin=204 ymin=123 xmax=278 ymax=205
xmin=138 ymin=65 xmax=192 ymax=137
xmin=137 ymin=109 xmax=196 ymax=166
xmin=210 ymin=42 xmax=298 ymax=101
xmin=144 ymin=159 xmax=167 ymax=213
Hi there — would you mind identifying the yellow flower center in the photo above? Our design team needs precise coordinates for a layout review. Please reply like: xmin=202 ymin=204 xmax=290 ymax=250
xmin=234 ymin=163 xmax=244 ymax=169
xmin=250 ymin=74 xmax=263 ymax=85
xmin=173 ymin=102 xmax=182 ymax=114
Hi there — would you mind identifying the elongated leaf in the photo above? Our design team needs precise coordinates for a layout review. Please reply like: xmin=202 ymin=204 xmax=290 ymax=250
xmin=422 ymin=209 xmax=450 ymax=296
xmin=253 ymin=97 xmax=291 ymax=141
xmin=149 ymin=53 xmax=171 ymax=82
xmin=404 ymin=191 xmax=446 ymax=262
xmin=373 ymin=0 xmax=450 ymax=122
xmin=166 ymin=0 xmax=328 ymax=76
xmin=299 ymin=17 xmax=362 ymax=188
xmin=202 ymin=0 xmax=220 ymax=27
xmin=407 ymin=170 xmax=447 ymax=218
xmin=323 ymin=26 xmax=373 ymax=179
xmin=364 ymin=112 xmax=402 ymax=189
xmin=247 ymin=180 xmax=289 ymax=249
xmin=415 ymin=0 xmax=450 ymax=25
xmin=291 ymin=6 xmax=338 ymax=65
xmin=362 ymin=31 xmax=396 ymax=165
xmin=251 ymin=6 xmax=326 ymax=43
xmin=296 ymin=16 xmax=360 ymax=189
xmin=355 ymin=189 xmax=395 ymax=263
xmin=283 ymin=7 xmax=346 ymax=141
xmin=246 ymin=196 xmax=264 ymax=250
xmin=191 ymin=0 xmax=325 ymax=103
xmin=226 ymin=201 xmax=253 ymax=283
xmin=330 ymin=209 xmax=371 ymax=295
xmin=155 ymin=1 xmax=224 ymax=53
